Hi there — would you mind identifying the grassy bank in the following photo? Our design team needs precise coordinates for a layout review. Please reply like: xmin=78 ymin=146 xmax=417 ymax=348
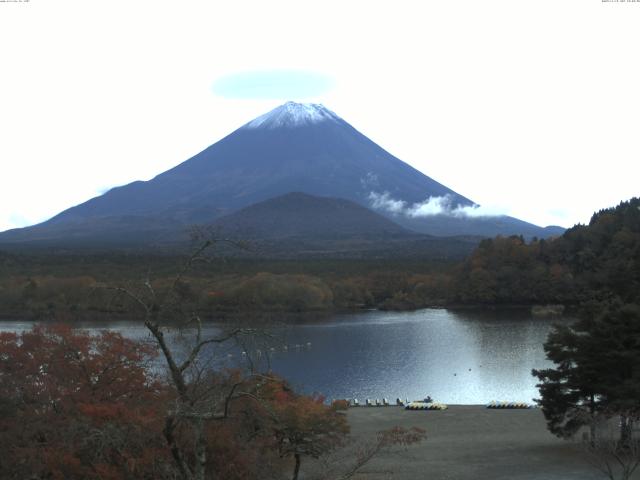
xmin=303 ymin=406 xmax=620 ymax=480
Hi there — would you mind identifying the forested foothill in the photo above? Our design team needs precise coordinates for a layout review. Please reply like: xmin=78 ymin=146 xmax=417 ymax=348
xmin=0 ymin=198 xmax=638 ymax=320
xmin=452 ymin=197 xmax=640 ymax=307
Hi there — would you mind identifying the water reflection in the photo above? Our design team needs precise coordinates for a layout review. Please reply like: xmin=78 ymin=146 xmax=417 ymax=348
xmin=0 ymin=309 xmax=571 ymax=404
xmin=248 ymin=309 xmax=571 ymax=404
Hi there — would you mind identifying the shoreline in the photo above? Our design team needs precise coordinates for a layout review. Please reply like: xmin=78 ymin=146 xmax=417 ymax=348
xmin=0 ymin=302 xmax=572 ymax=324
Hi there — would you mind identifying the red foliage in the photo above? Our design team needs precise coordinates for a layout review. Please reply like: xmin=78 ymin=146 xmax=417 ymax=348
xmin=0 ymin=326 xmax=399 ymax=480
xmin=261 ymin=379 xmax=349 ymax=479
xmin=0 ymin=324 xmax=170 ymax=479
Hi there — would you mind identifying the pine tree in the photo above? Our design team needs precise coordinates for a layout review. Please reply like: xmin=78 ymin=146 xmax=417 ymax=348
xmin=533 ymin=300 xmax=640 ymax=443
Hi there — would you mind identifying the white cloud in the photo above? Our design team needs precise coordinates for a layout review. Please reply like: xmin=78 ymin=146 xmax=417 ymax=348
xmin=369 ymin=192 xmax=508 ymax=220
xmin=451 ymin=203 xmax=510 ymax=219
xmin=368 ymin=192 xmax=407 ymax=214
xmin=408 ymin=196 xmax=455 ymax=217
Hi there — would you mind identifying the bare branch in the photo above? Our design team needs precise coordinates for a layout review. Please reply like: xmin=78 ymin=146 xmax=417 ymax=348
xmin=177 ymin=328 xmax=251 ymax=374
xmin=103 ymin=285 xmax=152 ymax=316
xmin=144 ymin=271 xmax=156 ymax=302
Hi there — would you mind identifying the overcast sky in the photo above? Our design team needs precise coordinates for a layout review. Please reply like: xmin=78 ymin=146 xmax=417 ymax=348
xmin=1 ymin=0 xmax=638 ymax=232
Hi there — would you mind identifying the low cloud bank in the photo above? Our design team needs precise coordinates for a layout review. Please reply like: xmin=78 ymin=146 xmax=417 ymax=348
xmin=368 ymin=192 xmax=505 ymax=218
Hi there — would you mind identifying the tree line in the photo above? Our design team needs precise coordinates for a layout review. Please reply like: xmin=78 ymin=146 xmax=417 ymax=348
xmin=1 ymin=199 xmax=638 ymax=318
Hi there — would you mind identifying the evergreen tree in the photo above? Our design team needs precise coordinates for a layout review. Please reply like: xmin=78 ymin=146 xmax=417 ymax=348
xmin=533 ymin=321 xmax=603 ymax=439
xmin=533 ymin=300 xmax=640 ymax=442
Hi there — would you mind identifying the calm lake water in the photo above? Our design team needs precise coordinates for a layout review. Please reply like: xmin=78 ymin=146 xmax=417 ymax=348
xmin=0 ymin=308 xmax=570 ymax=405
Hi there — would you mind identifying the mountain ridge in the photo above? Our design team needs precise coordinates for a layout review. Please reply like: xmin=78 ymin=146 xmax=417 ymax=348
xmin=0 ymin=102 xmax=564 ymax=249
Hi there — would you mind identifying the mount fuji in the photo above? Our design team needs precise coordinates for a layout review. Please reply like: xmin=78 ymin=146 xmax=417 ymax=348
xmin=0 ymin=102 xmax=563 ymax=250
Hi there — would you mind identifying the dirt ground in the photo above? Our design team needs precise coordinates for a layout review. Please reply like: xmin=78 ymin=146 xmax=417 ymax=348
xmin=305 ymin=405 xmax=639 ymax=480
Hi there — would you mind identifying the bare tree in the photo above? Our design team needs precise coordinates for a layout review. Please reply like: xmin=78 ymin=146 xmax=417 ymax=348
xmin=582 ymin=413 xmax=640 ymax=480
xmin=108 ymin=238 xmax=266 ymax=480
xmin=304 ymin=426 xmax=426 ymax=480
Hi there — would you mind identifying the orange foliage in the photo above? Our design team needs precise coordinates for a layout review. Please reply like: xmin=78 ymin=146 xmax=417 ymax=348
xmin=0 ymin=325 xmax=416 ymax=479
xmin=265 ymin=380 xmax=349 ymax=478
xmin=0 ymin=325 xmax=168 ymax=479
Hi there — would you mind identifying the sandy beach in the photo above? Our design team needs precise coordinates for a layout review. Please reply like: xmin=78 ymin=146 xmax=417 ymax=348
xmin=314 ymin=405 xmax=637 ymax=480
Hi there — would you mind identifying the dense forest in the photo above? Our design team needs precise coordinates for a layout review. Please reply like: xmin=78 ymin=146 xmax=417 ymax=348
xmin=451 ymin=197 xmax=640 ymax=307
xmin=0 ymin=198 xmax=638 ymax=320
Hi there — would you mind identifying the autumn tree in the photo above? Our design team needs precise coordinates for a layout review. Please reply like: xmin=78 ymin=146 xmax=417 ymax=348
xmin=265 ymin=382 xmax=349 ymax=480
xmin=0 ymin=324 xmax=169 ymax=479
xmin=0 ymin=323 xmax=329 ymax=480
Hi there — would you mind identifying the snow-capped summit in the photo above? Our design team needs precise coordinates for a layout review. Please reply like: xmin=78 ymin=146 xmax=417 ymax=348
xmin=243 ymin=101 xmax=341 ymax=129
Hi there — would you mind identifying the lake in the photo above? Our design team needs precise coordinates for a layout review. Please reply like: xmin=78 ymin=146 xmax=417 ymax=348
xmin=0 ymin=308 xmax=569 ymax=405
